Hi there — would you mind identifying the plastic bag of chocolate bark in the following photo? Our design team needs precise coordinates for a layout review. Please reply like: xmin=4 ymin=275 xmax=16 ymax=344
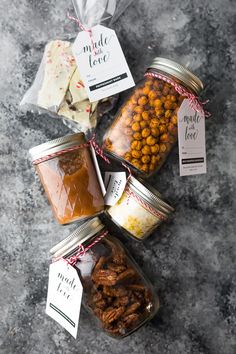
xmin=20 ymin=0 xmax=134 ymax=135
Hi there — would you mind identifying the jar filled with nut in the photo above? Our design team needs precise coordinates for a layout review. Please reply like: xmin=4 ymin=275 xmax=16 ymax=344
xmin=29 ymin=133 xmax=104 ymax=224
xmin=50 ymin=217 xmax=159 ymax=338
xmin=103 ymin=58 xmax=204 ymax=176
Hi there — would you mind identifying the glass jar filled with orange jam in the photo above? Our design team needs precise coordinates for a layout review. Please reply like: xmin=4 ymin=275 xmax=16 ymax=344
xmin=103 ymin=58 xmax=204 ymax=177
xmin=29 ymin=133 xmax=104 ymax=224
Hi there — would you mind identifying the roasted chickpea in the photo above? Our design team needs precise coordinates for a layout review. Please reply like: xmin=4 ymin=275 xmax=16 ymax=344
xmin=134 ymin=106 xmax=143 ymax=114
xmin=148 ymin=91 xmax=157 ymax=100
xmin=140 ymin=120 xmax=148 ymax=129
xmin=132 ymin=122 xmax=141 ymax=132
xmin=153 ymin=80 xmax=160 ymax=88
xmin=149 ymin=100 xmax=155 ymax=107
xmin=162 ymin=85 xmax=169 ymax=96
xmin=168 ymin=123 xmax=177 ymax=135
xmin=151 ymin=155 xmax=160 ymax=164
xmin=153 ymin=99 xmax=162 ymax=108
xmin=151 ymin=128 xmax=160 ymax=137
xmin=142 ymin=145 xmax=151 ymax=155
xmin=160 ymin=133 xmax=169 ymax=142
xmin=131 ymin=140 xmax=142 ymax=151
xmin=141 ymin=155 xmax=151 ymax=164
xmin=146 ymin=136 xmax=157 ymax=146
xmin=141 ymin=128 xmax=151 ymax=138
xmin=151 ymin=144 xmax=160 ymax=154
xmin=142 ymin=111 xmax=150 ymax=121
xmin=150 ymin=118 xmax=159 ymax=128
xmin=133 ymin=114 xmax=142 ymax=122
xmin=171 ymin=115 xmax=178 ymax=125
xmin=159 ymin=125 xmax=167 ymax=134
xmin=131 ymin=96 xmax=138 ymax=105
xmin=138 ymin=96 xmax=148 ymax=106
xmin=155 ymin=108 xmax=164 ymax=117
xmin=131 ymin=159 xmax=142 ymax=169
xmin=165 ymin=110 xmax=172 ymax=119
xmin=161 ymin=96 xmax=166 ymax=103
xmin=160 ymin=143 xmax=167 ymax=153
xmin=170 ymin=95 xmax=177 ymax=102
xmin=142 ymin=86 xmax=150 ymax=95
xmin=124 ymin=152 xmax=132 ymax=162
xmin=131 ymin=150 xmax=142 ymax=159
xmin=140 ymin=164 xmax=149 ymax=173
xmin=124 ymin=127 xmax=133 ymax=135
xmin=164 ymin=100 xmax=172 ymax=110
xmin=145 ymin=79 xmax=153 ymax=86
xmin=133 ymin=132 xmax=142 ymax=140
xmin=160 ymin=118 xmax=167 ymax=125
xmin=149 ymin=163 xmax=156 ymax=171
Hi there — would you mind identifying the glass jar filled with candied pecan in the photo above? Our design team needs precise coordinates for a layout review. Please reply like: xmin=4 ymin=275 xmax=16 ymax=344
xmin=103 ymin=58 xmax=204 ymax=176
xmin=106 ymin=176 xmax=174 ymax=240
xmin=29 ymin=133 xmax=104 ymax=224
xmin=50 ymin=217 xmax=159 ymax=338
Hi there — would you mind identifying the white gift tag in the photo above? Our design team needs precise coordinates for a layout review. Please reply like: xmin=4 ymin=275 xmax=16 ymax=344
xmin=104 ymin=171 xmax=127 ymax=206
xmin=72 ymin=25 xmax=135 ymax=102
xmin=46 ymin=259 xmax=83 ymax=338
xmin=178 ymin=99 xmax=207 ymax=176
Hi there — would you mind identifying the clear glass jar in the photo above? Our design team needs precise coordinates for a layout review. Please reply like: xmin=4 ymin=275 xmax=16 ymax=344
xmin=29 ymin=133 xmax=104 ymax=224
xmin=103 ymin=57 xmax=204 ymax=177
xmin=50 ymin=217 xmax=159 ymax=338
xmin=106 ymin=176 xmax=174 ymax=240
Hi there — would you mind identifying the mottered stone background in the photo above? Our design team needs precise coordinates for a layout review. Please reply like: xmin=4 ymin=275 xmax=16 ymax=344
xmin=0 ymin=0 xmax=236 ymax=353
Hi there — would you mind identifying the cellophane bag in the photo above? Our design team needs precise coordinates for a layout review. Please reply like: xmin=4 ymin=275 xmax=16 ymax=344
xmin=20 ymin=0 xmax=134 ymax=134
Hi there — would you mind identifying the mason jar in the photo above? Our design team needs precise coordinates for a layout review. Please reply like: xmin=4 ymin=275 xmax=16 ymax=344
xmin=106 ymin=176 xmax=174 ymax=240
xmin=103 ymin=57 xmax=204 ymax=177
xmin=29 ymin=133 xmax=104 ymax=224
xmin=50 ymin=217 xmax=159 ymax=338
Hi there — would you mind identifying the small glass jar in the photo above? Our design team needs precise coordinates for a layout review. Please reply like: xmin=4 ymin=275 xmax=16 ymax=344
xmin=103 ymin=57 xmax=204 ymax=177
xmin=106 ymin=176 xmax=174 ymax=240
xmin=29 ymin=133 xmax=104 ymax=224
xmin=50 ymin=217 xmax=159 ymax=338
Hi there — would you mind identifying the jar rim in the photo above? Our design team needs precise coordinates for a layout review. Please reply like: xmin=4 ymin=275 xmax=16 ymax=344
xmin=49 ymin=217 xmax=104 ymax=259
xmin=148 ymin=57 xmax=203 ymax=95
xmin=127 ymin=176 xmax=174 ymax=216
xmin=29 ymin=133 xmax=86 ymax=162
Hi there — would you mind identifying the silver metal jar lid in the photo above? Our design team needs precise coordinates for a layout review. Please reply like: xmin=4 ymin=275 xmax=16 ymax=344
xmin=148 ymin=57 xmax=203 ymax=95
xmin=50 ymin=217 xmax=104 ymax=260
xmin=127 ymin=176 xmax=174 ymax=217
xmin=29 ymin=133 xmax=86 ymax=162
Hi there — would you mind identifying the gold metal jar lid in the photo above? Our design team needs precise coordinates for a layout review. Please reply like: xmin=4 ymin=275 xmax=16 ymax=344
xmin=148 ymin=57 xmax=204 ymax=95
xmin=50 ymin=217 xmax=105 ymax=260
xmin=127 ymin=176 xmax=174 ymax=218
xmin=29 ymin=133 xmax=86 ymax=162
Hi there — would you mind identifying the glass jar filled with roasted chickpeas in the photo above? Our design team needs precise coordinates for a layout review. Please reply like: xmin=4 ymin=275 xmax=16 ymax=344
xmin=103 ymin=58 xmax=204 ymax=176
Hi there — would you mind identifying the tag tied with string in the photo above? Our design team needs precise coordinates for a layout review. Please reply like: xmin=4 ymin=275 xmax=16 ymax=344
xmin=70 ymin=0 xmax=135 ymax=102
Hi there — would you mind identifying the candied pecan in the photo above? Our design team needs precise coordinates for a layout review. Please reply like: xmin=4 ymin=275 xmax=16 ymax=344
xmin=107 ymin=263 xmax=127 ymax=274
xmin=102 ymin=306 xmax=125 ymax=324
xmin=91 ymin=291 xmax=103 ymax=303
xmin=92 ymin=269 xmax=117 ymax=286
xmin=93 ymin=256 xmax=106 ymax=272
xmin=95 ymin=299 xmax=107 ymax=309
xmin=123 ymin=302 xmax=141 ymax=316
xmin=112 ymin=252 xmax=126 ymax=265
xmin=113 ymin=296 xmax=130 ymax=307
xmin=103 ymin=286 xmax=127 ymax=297
xmin=122 ymin=313 xmax=139 ymax=327
xmin=116 ymin=268 xmax=136 ymax=282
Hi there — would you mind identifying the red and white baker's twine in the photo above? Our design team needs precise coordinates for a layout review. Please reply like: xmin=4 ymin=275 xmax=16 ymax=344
xmin=125 ymin=186 xmax=167 ymax=221
xmin=67 ymin=12 xmax=97 ymax=55
xmin=145 ymin=72 xmax=210 ymax=118
xmin=66 ymin=230 xmax=109 ymax=266
xmin=32 ymin=134 xmax=110 ymax=165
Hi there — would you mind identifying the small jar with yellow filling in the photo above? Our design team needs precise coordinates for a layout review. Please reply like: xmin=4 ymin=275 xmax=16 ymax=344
xmin=106 ymin=177 xmax=174 ymax=241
